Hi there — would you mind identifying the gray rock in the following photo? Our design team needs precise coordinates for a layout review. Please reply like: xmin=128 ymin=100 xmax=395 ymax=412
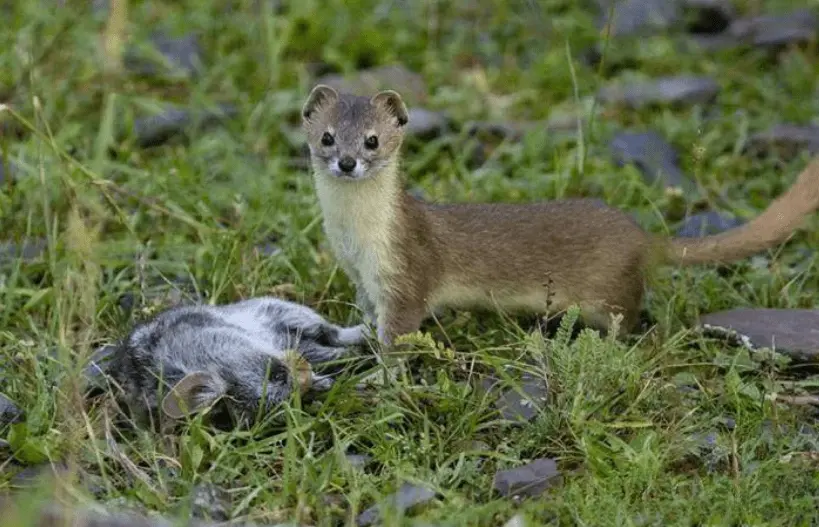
xmin=356 ymin=483 xmax=437 ymax=526
xmin=190 ymin=484 xmax=231 ymax=521
xmin=0 ymin=495 xmax=300 ymax=527
xmin=609 ymin=131 xmax=691 ymax=189
xmin=598 ymin=0 xmax=734 ymax=36
xmin=598 ymin=0 xmax=681 ymax=37
xmin=492 ymin=458 xmax=561 ymax=498
xmin=687 ymin=33 xmax=743 ymax=52
xmin=598 ymin=76 xmax=720 ymax=108
xmin=675 ymin=210 xmax=743 ymax=237
xmin=118 ymin=276 xmax=205 ymax=314
xmin=699 ymin=309 xmax=819 ymax=361
xmin=495 ymin=375 xmax=548 ymax=423
xmin=316 ymin=64 xmax=428 ymax=104
xmin=0 ymin=393 xmax=24 ymax=428
xmin=744 ymin=124 xmax=819 ymax=160
xmin=0 ymin=238 xmax=47 ymax=263
xmin=728 ymin=9 xmax=818 ymax=51
xmin=10 ymin=462 xmax=68 ymax=488
xmin=132 ymin=104 xmax=237 ymax=148
xmin=406 ymin=108 xmax=447 ymax=140
xmin=254 ymin=242 xmax=281 ymax=258
xmin=125 ymin=32 xmax=203 ymax=79
xmin=464 ymin=117 xmax=583 ymax=143
xmin=465 ymin=120 xmax=537 ymax=140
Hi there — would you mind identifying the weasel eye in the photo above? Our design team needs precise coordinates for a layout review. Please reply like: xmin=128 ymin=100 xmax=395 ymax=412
xmin=321 ymin=132 xmax=335 ymax=146
xmin=364 ymin=135 xmax=379 ymax=150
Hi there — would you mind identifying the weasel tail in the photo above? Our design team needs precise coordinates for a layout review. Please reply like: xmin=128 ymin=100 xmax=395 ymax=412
xmin=658 ymin=155 xmax=819 ymax=266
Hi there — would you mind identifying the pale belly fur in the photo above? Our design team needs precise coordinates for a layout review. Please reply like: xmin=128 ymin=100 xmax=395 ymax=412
xmin=428 ymin=280 xmax=571 ymax=317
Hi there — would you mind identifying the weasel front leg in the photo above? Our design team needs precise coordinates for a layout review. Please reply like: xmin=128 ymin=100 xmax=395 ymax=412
xmin=376 ymin=294 xmax=428 ymax=347
xmin=355 ymin=287 xmax=378 ymax=327
xmin=337 ymin=259 xmax=377 ymax=326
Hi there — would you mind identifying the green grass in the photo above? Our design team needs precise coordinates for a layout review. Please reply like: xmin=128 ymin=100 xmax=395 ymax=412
xmin=2 ymin=0 xmax=819 ymax=525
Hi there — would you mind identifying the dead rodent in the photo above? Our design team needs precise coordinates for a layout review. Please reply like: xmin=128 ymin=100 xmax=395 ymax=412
xmin=94 ymin=296 xmax=369 ymax=428
xmin=300 ymin=84 xmax=819 ymax=346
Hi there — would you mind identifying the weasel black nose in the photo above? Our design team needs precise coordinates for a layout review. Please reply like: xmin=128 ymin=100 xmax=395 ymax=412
xmin=338 ymin=156 xmax=357 ymax=173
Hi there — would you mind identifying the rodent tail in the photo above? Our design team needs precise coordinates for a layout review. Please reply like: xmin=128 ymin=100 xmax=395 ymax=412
xmin=658 ymin=154 xmax=819 ymax=266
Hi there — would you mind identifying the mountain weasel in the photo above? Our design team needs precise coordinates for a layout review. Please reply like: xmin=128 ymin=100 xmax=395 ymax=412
xmin=301 ymin=84 xmax=819 ymax=346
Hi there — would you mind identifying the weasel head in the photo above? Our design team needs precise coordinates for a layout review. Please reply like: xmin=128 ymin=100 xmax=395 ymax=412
xmin=301 ymin=84 xmax=408 ymax=182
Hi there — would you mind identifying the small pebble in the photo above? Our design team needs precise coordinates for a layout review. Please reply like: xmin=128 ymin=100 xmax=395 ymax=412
xmin=356 ymin=483 xmax=437 ymax=526
xmin=609 ymin=130 xmax=692 ymax=190
xmin=675 ymin=211 xmax=743 ymax=238
xmin=124 ymin=32 xmax=203 ymax=79
xmin=492 ymin=458 xmax=561 ymax=499
xmin=744 ymin=124 xmax=819 ymax=160
xmin=132 ymin=104 xmax=238 ymax=148
xmin=495 ymin=375 xmax=548 ymax=423
xmin=0 ymin=393 xmax=24 ymax=428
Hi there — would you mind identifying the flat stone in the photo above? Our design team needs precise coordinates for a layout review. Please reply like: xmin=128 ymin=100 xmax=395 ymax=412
xmin=675 ymin=210 xmax=743 ymax=237
xmin=406 ymin=108 xmax=448 ymax=140
xmin=0 ymin=495 xmax=301 ymax=527
xmin=132 ymin=104 xmax=237 ymax=148
xmin=744 ymin=124 xmax=819 ymax=160
xmin=0 ymin=393 xmax=24 ymax=428
xmin=124 ymin=32 xmax=203 ymax=79
xmin=465 ymin=120 xmax=538 ymax=140
xmin=492 ymin=458 xmax=561 ymax=499
xmin=728 ymin=9 xmax=818 ymax=51
xmin=0 ymin=238 xmax=47 ymax=264
xmin=598 ymin=0 xmax=733 ymax=35
xmin=316 ymin=64 xmax=428 ymax=104
xmin=609 ymin=131 xmax=691 ymax=190
xmin=699 ymin=309 xmax=819 ymax=361
xmin=495 ymin=375 xmax=548 ymax=423
xmin=464 ymin=117 xmax=582 ymax=142
xmin=598 ymin=76 xmax=720 ymax=108
xmin=598 ymin=0 xmax=682 ymax=37
xmin=356 ymin=483 xmax=437 ymax=526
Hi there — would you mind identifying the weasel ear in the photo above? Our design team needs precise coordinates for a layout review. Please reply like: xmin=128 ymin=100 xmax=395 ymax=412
xmin=302 ymin=84 xmax=339 ymax=121
xmin=371 ymin=90 xmax=409 ymax=127
xmin=161 ymin=371 xmax=226 ymax=419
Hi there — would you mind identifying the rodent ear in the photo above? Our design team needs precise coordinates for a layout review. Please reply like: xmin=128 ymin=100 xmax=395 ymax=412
xmin=302 ymin=84 xmax=338 ymax=121
xmin=371 ymin=90 xmax=409 ymax=127
xmin=284 ymin=350 xmax=313 ymax=395
xmin=161 ymin=371 xmax=226 ymax=419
